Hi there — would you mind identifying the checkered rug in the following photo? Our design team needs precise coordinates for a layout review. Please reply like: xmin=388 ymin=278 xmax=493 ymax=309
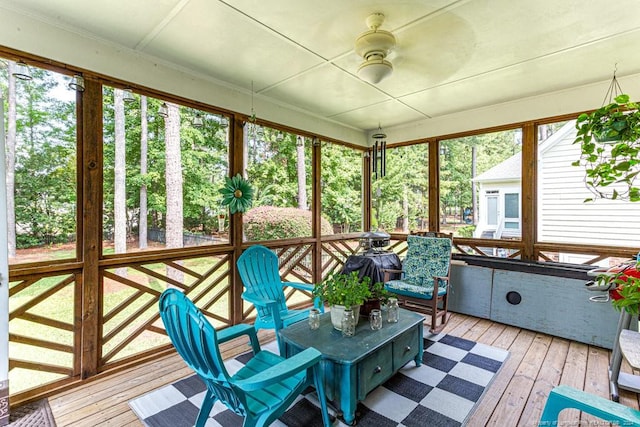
xmin=129 ymin=333 xmax=508 ymax=427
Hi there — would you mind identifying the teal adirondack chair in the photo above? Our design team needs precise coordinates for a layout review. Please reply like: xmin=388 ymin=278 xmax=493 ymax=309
xmin=159 ymin=288 xmax=331 ymax=427
xmin=539 ymin=385 xmax=640 ymax=426
xmin=237 ymin=245 xmax=322 ymax=352
xmin=384 ymin=234 xmax=452 ymax=333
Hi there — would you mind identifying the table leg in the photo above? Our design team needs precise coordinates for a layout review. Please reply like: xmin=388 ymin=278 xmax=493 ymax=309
xmin=415 ymin=321 xmax=424 ymax=367
xmin=339 ymin=363 xmax=357 ymax=425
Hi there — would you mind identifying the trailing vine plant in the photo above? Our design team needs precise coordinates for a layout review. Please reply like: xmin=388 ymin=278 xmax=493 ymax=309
xmin=572 ymin=93 xmax=640 ymax=202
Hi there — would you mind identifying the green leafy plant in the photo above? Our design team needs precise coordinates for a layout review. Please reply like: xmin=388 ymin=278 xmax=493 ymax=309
xmin=611 ymin=280 xmax=640 ymax=315
xmin=369 ymin=280 xmax=391 ymax=305
xmin=313 ymin=271 xmax=372 ymax=307
xmin=572 ymin=94 xmax=640 ymax=202
xmin=602 ymin=263 xmax=640 ymax=315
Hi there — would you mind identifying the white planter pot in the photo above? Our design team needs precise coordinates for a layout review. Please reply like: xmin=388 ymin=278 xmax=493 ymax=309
xmin=330 ymin=304 xmax=361 ymax=330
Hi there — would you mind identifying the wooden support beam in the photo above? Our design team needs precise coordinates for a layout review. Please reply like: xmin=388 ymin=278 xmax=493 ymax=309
xmin=312 ymin=139 xmax=322 ymax=284
xmin=429 ymin=141 xmax=440 ymax=232
xmin=230 ymin=114 xmax=245 ymax=325
xmin=521 ymin=123 xmax=536 ymax=261
xmin=80 ymin=77 xmax=103 ymax=379
xmin=363 ymin=149 xmax=372 ymax=233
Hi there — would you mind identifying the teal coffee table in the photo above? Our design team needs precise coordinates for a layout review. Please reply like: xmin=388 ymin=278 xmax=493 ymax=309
xmin=280 ymin=308 xmax=424 ymax=425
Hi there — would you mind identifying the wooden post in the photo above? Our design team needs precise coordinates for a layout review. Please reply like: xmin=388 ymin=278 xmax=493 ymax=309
xmin=521 ymin=123 xmax=536 ymax=261
xmin=0 ymin=96 xmax=9 ymax=427
xmin=312 ymin=139 xmax=322 ymax=284
xmin=80 ymin=77 xmax=103 ymax=378
xmin=363 ymin=149 xmax=372 ymax=232
xmin=230 ymin=114 xmax=244 ymax=325
xmin=428 ymin=141 xmax=440 ymax=232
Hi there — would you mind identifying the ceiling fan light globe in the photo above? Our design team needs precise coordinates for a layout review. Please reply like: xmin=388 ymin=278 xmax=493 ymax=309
xmin=357 ymin=59 xmax=393 ymax=84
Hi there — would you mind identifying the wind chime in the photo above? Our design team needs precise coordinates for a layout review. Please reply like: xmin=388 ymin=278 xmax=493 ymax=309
xmin=371 ymin=124 xmax=387 ymax=180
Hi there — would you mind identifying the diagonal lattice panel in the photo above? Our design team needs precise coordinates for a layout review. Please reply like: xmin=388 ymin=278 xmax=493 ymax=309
xmin=320 ymin=239 xmax=359 ymax=278
xmin=275 ymin=244 xmax=313 ymax=283
xmin=8 ymin=273 xmax=80 ymax=395
xmin=100 ymin=254 xmax=231 ymax=367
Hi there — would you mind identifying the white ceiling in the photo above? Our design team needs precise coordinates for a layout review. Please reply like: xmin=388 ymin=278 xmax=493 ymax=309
xmin=2 ymin=0 xmax=640 ymax=135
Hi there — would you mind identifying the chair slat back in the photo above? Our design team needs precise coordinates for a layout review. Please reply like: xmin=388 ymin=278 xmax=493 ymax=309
xmin=159 ymin=289 xmax=246 ymax=414
xmin=237 ymin=246 xmax=288 ymax=316
xmin=404 ymin=235 xmax=452 ymax=285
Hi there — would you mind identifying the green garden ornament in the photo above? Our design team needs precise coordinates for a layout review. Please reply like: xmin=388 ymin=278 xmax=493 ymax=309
xmin=219 ymin=174 xmax=254 ymax=214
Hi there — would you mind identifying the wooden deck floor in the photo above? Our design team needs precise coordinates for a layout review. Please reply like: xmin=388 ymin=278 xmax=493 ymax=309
xmin=45 ymin=312 xmax=639 ymax=426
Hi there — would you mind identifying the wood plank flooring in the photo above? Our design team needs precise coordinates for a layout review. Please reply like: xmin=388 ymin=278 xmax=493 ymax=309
xmin=45 ymin=313 xmax=639 ymax=426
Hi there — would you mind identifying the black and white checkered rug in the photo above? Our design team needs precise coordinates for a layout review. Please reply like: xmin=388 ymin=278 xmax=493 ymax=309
xmin=129 ymin=333 xmax=508 ymax=427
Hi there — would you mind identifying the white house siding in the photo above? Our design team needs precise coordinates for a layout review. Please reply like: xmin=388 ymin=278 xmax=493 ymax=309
xmin=538 ymin=122 xmax=640 ymax=248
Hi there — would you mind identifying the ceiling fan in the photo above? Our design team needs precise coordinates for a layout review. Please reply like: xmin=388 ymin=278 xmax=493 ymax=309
xmin=354 ymin=13 xmax=396 ymax=84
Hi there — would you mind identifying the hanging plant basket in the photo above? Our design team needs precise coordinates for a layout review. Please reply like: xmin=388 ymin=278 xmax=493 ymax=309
xmin=219 ymin=174 xmax=254 ymax=214
xmin=573 ymin=93 xmax=640 ymax=202
xmin=576 ymin=94 xmax=640 ymax=143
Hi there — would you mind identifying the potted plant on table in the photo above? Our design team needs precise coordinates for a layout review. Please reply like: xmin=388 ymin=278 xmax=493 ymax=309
xmin=361 ymin=280 xmax=392 ymax=316
xmin=313 ymin=271 xmax=371 ymax=330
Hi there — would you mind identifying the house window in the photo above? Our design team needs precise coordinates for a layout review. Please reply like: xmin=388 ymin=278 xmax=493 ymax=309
xmin=504 ymin=193 xmax=519 ymax=229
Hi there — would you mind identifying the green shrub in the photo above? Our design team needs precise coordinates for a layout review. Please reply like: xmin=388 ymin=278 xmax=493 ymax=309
xmin=456 ymin=225 xmax=476 ymax=238
xmin=243 ymin=206 xmax=333 ymax=241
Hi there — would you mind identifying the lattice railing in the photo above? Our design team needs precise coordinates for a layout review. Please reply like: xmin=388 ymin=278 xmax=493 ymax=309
xmin=8 ymin=271 xmax=81 ymax=396
xmin=273 ymin=244 xmax=314 ymax=283
xmin=320 ymin=238 xmax=359 ymax=279
xmin=100 ymin=253 xmax=232 ymax=368
xmin=449 ymin=237 xmax=523 ymax=259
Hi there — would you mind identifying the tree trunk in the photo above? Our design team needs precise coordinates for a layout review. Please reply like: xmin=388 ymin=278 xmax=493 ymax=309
xmin=164 ymin=102 xmax=183 ymax=283
xmin=6 ymin=62 xmax=17 ymax=258
xmin=114 ymin=89 xmax=127 ymax=277
xmin=402 ymin=187 xmax=409 ymax=232
xmin=139 ymin=95 xmax=148 ymax=249
xmin=296 ymin=141 xmax=307 ymax=209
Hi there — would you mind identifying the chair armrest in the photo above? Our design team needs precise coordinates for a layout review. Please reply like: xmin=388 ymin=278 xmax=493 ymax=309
xmin=241 ymin=292 xmax=283 ymax=327
xmin=284 ymin=281 xmax=314 ymax=292
xmin=217 ymin=324 xmax=260 ymax=353
xmin=234 ymin=347 xmax=322 ymax=392
xmin=539 ymin=385 xmax=640 ymax=425
xmin=283 ymin=282 xmax=324 ymax=313
xmin=242 ymin=291 xmax=277 ymax=307
xmin=382 ymin=268 xmax=404 ymax=282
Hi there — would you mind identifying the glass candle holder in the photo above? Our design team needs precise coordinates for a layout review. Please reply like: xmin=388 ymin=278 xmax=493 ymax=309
xmin=369 ymin=309 xmax=382 ymax=330
xmin=387 ymin=297 xmax=399 ymax=323
xmin=341 ymin=309 xmax=356 ymax=337
xmin=308 ymin=308 xmax=320 ymax=330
